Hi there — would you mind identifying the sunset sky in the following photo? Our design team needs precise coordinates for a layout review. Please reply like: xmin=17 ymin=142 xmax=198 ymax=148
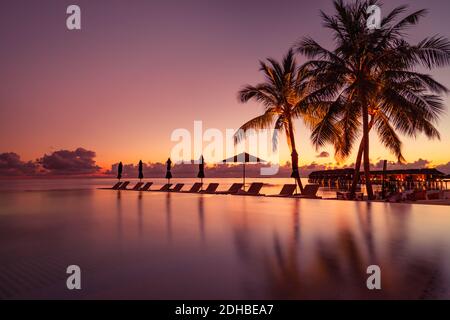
xmin=1 ymin=0 xmax=449 ymax=172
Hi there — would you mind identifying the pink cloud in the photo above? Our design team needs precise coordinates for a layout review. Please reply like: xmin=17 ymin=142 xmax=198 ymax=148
xmin=39 ymin=148 xmax=101 ymax=175
xmin=1 ymin=149 xmax=449 ymax=178
xmin=316 ymin=151 xmax=330 ymax=158
xmin=0 ymin=152 xmax=38 ymax=176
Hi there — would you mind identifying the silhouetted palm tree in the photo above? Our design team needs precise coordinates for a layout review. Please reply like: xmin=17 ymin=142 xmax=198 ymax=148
xmin=235 ymin=49 xmax=315 ymax=192
xmin=295 ymin=0 xmax=450 ymax=199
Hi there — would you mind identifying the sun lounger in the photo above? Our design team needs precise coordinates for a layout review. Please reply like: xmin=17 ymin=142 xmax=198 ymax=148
xmin=337 ymin=191 xmax=347 ymax=200
xmin=181 ymin=183 xmax=203 ymax=193
xmin=140 ymin=182 xmax=153 ymax=191
xmin=415 ymin=190 xmax=427 ymax=200
xmin=406 ymin=190 xmax=426 ymax=201
xmin=294 ymin=184 xmax=321 ymax=199
xmin=215 ymin=183 xmax=244 ymax=195
xmin=401 ymin=190 xmax=414 ymax=201
xmin=354 ymin=192 xmax=363 ymax=200
xmin=199 ymin=183 xmax=219 ymax=194
xmin=170 ymin=183 xmax=184 ymax=192
xmin=266 ymin=184 xmax=297 ymax=197
xmin=131 ymin=182 xmax=144 ymax=191
xmin=337 ymin=190 xmax=362 ymax=200
xmin=387 ymin=192 xmax=402 ymax=202
xmin=426 ymin=191 xmax=441 ymax=200
xmin=235 ymin=183 xmax=264 ymax=196
xmin=374 ymin=191 xmax=385 ymax=200
xmin=111 ymin=182 xmax=122 ymax=190
xmin=118 ymin=181 xmax=130 ymax=190
xmin=154 ymin=184 xmax=172 ymax=192
xmin=444 ymin=190 xmax=450 ymax=200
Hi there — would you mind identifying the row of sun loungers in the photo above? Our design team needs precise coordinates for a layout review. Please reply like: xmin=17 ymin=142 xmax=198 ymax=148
xmin=336 ymin=191 xmax=364 ymax=200
xmin=108 ymin=181 xmax=448 ymax=202
xmin=385 ymin=189 xmax=448 ymax=202
xmin=107 ymin=181 xmax=321 ymax=198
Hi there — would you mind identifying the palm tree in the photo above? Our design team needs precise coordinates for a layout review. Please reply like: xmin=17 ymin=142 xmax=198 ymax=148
xmin=338 ymin=71 xmax=444 ymax=194
xmin=235 ymin=49 xmax=314 ymax=193
xmin=295 ymin=0 xmax=450 ymax=199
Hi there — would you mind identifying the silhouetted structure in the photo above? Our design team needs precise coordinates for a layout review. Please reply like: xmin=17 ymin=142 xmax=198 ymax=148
xmin=222 ymin=152 xmax=265 ymax=190
xmin=138 ymin=160 xmax=143 ymax=182
xmin=165 ymin=158 xmax=172 ymax=184
xmin=309 ymin=168 xmax=446 ymax=190
xmin=197 ymin=155 xmax=205 ymax=185
xmin=117 ymin=162 xmax=123 ymax=181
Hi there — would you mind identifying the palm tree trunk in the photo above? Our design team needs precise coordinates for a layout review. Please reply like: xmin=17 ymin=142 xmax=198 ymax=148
xmin=350 ymin=116 xmax=375 ymax=197
xmin=362 ymin=103 xmax=374 ymax=200
xmin=350 ymin=138 xmax=364 ymax=197
xmin=287 ymin=118 xmax=304 ymax=193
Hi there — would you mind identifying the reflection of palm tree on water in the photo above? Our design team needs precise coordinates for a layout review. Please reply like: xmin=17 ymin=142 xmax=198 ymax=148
xmin=116 ymin=191 xmax=123 ymax=240
xmin=137 ymin=191 xmax=143 ymax=237
xmin=165 ymin=192 xmax=172 ymax=242
xmin=197 ymin=196 xmax=206 ymax=243
xmin=226 ymin=196 xmax=443 ymax=298
xmin=260 ymin=207 xmax=445 ymax=299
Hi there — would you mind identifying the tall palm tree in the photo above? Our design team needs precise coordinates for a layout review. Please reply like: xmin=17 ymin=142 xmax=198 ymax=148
xmin=295 ymin=0 xmax=450 ymax=199
xmin=333 ymin=70 xmax=445 ymax=194
xmin=235 ymin=49 xmax=314 ymax=193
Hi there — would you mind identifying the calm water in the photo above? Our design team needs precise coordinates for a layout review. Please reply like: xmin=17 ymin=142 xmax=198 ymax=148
xmin=0 ymin=179 xmax=449 ymax=299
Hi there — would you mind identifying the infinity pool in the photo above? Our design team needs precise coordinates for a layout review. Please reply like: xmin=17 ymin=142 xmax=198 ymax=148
xmin=1 ymin=180 xmax=449 ymax=299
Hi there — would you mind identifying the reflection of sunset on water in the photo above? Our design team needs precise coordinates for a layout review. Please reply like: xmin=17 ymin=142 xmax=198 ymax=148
xmin=1 ymin=180 xmax=448 ymax=299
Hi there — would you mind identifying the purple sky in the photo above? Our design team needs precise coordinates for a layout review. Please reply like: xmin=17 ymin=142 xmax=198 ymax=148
xmin=0 ymin=0 xmax=449 ymax=172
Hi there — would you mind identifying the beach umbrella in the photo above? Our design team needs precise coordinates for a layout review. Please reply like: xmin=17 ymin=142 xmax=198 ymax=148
xmin=165 ymin=158 xmax=173 ymax=184
xmin=117 ymin=161 xmax=123 ymax=181
xmin=222 ymin=152 xmax=266 ymax=190
xmin=197 ymin=155 xmax=205 ymax=185
xmin=138 ymin=160 xmax=144 ymax=182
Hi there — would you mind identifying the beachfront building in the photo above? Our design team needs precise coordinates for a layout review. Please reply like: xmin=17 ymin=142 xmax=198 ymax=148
xmin=309 ymin=168 xmax=447 ymax=191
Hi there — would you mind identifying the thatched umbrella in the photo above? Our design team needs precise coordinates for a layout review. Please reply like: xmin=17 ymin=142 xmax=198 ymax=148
xmin=222 ymin=152 xmax=266 ymax=190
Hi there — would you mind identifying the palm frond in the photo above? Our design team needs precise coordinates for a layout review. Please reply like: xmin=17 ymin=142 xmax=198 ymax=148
xmin=412 ymin=36 xmax=450 ymax=68
xmin=374 ymin=113 xmax=406 ymax=163
xmin=233 ymin=110 xmax=277 ymax=145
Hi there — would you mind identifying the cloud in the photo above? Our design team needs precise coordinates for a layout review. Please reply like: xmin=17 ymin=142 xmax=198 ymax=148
xmin=1 ymin=148 xmax=449 ymax=178
xmin=39 ymin=148 xmax=101 ymax=175
xmin=370 ymin=158 xmax=431 ymax=171
xmin=0 ymin=152 xmax=39 ymax=176
xmin=105 ymin=160 xmax=339 ymax=178
xmin=436 ymin=162 xmax=450 ymax=175
xmin=316 ymin=151 xmax=330 ymax=158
